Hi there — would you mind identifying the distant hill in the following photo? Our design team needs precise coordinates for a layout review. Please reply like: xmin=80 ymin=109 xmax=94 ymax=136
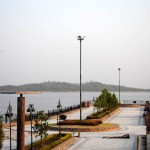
xmin=0 ymin=81 xmax=150 ymax=92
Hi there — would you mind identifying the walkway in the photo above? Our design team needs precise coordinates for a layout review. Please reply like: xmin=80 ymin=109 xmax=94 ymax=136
xmin=67 ymin=107 xmax=146 ymax=150
xmin=2 ymin=107 xmax=94 ymax=150
xmin=2 ymin=106 xmax=146 ymax=150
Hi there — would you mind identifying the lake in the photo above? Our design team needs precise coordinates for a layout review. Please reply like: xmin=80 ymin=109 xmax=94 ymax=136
xmin=0 ymin=91 xmax=150 ymax=115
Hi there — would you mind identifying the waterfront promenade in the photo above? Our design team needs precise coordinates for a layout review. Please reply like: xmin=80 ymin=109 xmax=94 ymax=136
xmin=2 ymin=106 xmax=146 ymax=150
xmin=67 ymin=107 xmax=146 ymax=150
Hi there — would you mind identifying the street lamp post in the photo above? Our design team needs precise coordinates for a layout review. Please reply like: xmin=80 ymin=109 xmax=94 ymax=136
xmin=57 ymin=107 xmax=58 ymax=125
xmin=77 ymin=36 xmax=85 ymax=120
xmin=57 ymin=99 xmax=62 ymax=137
xmin=118 ymin=68 xmax=121 ymax=103
xmin=27 ymin=104 xmax=35 ymax=150
xmin=93 ymin=96 xmax=95 ymax=113
xmin=0 ymin=115 xmax=3 ymax=122
xmin=5 ymin=102 xmax=13 ymax=150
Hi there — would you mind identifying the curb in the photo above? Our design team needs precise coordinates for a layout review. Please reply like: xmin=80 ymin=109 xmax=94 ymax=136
xmin=51 ymin=137 xmax=76 ymax=150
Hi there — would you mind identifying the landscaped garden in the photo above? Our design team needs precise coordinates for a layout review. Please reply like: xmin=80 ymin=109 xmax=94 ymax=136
xmin=50 ymin=89 xmax=120 ymax=132
xmin=25 ymin=89 xmax=120 ymax=149
xmin=87 ymin=89 xmax=119 ymax=119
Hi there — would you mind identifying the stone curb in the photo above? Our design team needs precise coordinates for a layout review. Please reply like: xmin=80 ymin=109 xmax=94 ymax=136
xmin=51 ymin=137 xmax=76 ymax=150
xmin=100 ymin=107 xmax=121 ymax=122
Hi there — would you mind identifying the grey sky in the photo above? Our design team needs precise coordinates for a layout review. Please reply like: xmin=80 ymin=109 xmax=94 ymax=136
xmin=0 ymin=0 xmax=150 ymax=88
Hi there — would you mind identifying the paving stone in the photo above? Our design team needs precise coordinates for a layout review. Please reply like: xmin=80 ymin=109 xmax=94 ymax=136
xmin=2 ymin=106 xmax=146 ymax=150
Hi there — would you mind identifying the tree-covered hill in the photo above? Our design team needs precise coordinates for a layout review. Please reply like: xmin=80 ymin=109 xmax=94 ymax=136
xmin=0 ymin=81 xmax=149 ymax=92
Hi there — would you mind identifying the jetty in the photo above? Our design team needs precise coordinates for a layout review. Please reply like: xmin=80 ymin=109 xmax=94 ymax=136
xmin=0 ymin=91 xmax=41 ymax=94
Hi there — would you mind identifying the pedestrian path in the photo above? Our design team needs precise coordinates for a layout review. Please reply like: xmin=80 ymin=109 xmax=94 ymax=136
xmin=67 ymin=107 xmax=146 ymax=150
xmin=2 ymin=106 xmax=146 ymax=150
xmin=2 ymin=107 xmax=94 ymax=150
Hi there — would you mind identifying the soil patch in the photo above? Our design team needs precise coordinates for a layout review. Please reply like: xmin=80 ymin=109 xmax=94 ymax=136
xmin=50 ymin=123 xmax=120 ymax=132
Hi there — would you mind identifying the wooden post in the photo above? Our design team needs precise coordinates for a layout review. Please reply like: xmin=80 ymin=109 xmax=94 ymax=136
xmin=17 ymin=94 xmax=25 ymax=150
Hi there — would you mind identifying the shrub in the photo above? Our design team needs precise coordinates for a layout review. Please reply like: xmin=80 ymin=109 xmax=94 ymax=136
xmin=25 ymin=133 xmax=72 ymax=150
xmin=87 ymin=105 xmax=119 ymax=119
xmin=40 ymin=134 xmax=71 ymax=150
xmin=87 ymin=111 xmax=108 ymax=119
xmin=60 ymin=119 xmax=102 ymax=126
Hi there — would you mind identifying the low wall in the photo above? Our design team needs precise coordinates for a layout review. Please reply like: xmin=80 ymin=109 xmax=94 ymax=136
xmin=100 ymin=107 xmax=121 ymax=122
xmin=51 ymin=137 xmax=76 ymax=150
xmin=121 ymin=104 xmax=143 ymax=107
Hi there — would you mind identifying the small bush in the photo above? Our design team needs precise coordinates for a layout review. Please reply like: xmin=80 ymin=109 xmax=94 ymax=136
xmin=87 ymin=105 xmax=119 ymax=119
xmin=87 ymin=111 xmax=108 ymax=119
xmin=60 ymin=119 xmax=102 ymax=126
xmin=40 ymin=134 xmax=71 ymax=150
xmin=25 ymin=133 xmax=72 ymax=150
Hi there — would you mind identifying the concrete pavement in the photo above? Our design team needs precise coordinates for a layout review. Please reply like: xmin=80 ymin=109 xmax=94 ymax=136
xmin=67 ymin=107 xmax=146 ymax=150
xmin=2 ymin=107 xmax=94 ymax=150
xmin=2 ymin=106 xmax=146 ymax=150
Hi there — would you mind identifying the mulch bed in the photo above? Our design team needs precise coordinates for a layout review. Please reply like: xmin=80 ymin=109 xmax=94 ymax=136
xmin=49 ymin=124 xmax=120 ymax=132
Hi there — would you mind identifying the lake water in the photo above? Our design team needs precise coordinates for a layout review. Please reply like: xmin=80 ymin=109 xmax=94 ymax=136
xmin=0 ymin=91 xmax=150 ymax=115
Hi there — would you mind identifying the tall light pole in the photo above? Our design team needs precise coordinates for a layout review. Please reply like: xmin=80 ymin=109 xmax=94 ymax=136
xmin=77 ymin=36 xmax=85 ymax=120
xmin=93 ymin=96 xmax=95 ymax=114
xmin=27 ymin=104 xmax=35 ymax=150
xmin=118 ymin=68 xmax=121 ymax=103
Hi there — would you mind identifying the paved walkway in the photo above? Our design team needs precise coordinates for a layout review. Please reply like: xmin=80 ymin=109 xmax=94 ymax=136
xmin=2 ymin=106 xmax=146 ymax=150
xmin=2 ymin=107 xmax=94 ymax=150
xmin=67 ymin=107 xmax=146 ymax=150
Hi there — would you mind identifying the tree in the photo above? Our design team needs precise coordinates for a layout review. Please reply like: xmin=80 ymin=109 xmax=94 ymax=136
xmin=0 ymin=117 xmax=4 ymax=149
xmin=94 ymin=89 xmax=118 ymax=112
xmin=100 ymin=89 xmax=109 ymax=111
xmin=33 ymin=111 xmax=49 ymax=145
xmin=111 ymin=93 xmax=118 ymax=107
xmin=94 ymin=97 xmax=102 ymax=112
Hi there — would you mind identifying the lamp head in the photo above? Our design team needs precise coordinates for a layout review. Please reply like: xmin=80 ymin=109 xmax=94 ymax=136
xmin=57 ymin=99 xmax=62 ymax=108
xmin=93 ymin=96 xmax=95 ymax=101
xmin=77 ymin=36 xmax=86 ymax=40
xmin=27 ymin=104 xmax=35 ymax=112
xmin=8 ymin=102 xmax=12 ymax=113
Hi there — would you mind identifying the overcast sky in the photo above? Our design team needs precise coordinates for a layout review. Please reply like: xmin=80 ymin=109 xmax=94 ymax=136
xmin=0 ymin=0 xmax=150 ymax=89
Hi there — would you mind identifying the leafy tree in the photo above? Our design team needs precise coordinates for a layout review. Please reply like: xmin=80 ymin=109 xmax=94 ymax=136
xmin=94 ymin=89 xmax=118 ymax=112
xmin=0 ymin=117 xmax=4 ymax=149
xmin=33 ymin=111 xmax=49 ymax=145
xmin=111 ymin=93 xmax=118 ymax=107
xmin=94 ymin=97 xmax=102 ymax=112
xmin=100 ymin=89 xmax=109 ymax=110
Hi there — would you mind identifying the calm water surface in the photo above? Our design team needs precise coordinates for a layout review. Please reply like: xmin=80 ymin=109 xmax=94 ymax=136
xmin=0 ymin=91 xmax=150 ymax=114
